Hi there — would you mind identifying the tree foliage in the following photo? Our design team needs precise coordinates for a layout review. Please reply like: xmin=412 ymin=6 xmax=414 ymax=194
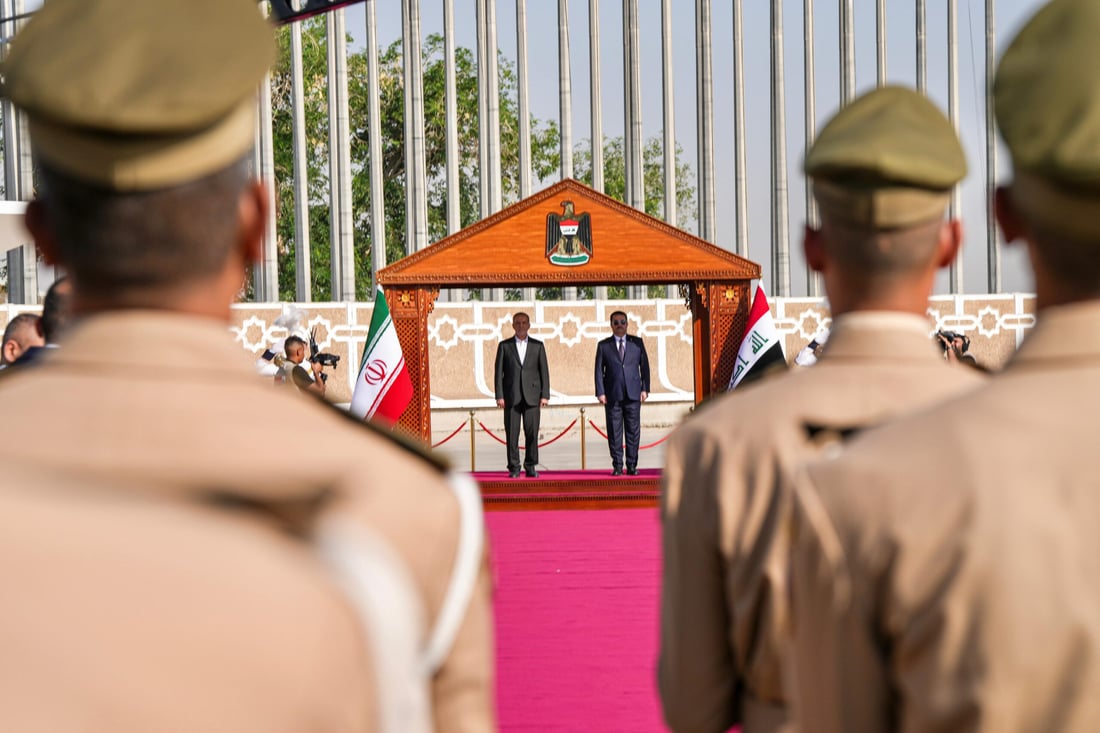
xmin=268 ymin=21 xmax=696 ymax=302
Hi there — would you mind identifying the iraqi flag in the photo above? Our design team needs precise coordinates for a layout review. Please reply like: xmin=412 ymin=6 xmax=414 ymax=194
xmin=728 ymin=284 xmax=787 ymax=390
xmin=349 ymin=286 xmax=413 ymax=426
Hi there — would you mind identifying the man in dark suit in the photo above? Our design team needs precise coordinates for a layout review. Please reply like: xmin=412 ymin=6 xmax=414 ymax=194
xmin=595 ymin=311 xmax=651 ymax=476
xmin=494 ymin=312 xmax=550 ymax=478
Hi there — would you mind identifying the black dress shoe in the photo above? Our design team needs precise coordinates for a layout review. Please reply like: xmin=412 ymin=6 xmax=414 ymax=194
xmin=612 ymin=468 xmax=623 ymax=476
xmin=626 ymin=467 xmax=639 ymax=476
xmin=509 ymin=470 xmax=520 ymax=478
xmin=525 ymin=470 xmax=539 ymax=478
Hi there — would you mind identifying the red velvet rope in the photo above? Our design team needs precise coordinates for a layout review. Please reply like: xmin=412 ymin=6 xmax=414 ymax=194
xmin=477 ymin=419 xmax=579 ymax=449
xmin=431 ymin=420 xmax=468 ymax=449
xmin=587 ymin=419 xmax=670 ymax=450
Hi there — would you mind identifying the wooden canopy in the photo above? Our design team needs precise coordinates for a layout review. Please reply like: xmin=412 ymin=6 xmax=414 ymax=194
xmin=377 ymin=178 xmax=761 ymax=440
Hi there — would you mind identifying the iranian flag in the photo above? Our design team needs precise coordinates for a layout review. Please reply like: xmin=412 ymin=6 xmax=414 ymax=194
xmin=728 ymin=283 xmax=787 ymax=390
xmin=349 ymin=286 xmax=413 ymax=426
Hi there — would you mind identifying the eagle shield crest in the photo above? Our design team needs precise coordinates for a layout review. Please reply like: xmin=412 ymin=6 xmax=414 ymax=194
xmin=545 ymin=200 xmax=592 ymax=266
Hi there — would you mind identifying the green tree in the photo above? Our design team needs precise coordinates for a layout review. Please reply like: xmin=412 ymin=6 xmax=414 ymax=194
xmin=267 ymin=23 xmax=696 ymax=303
xmin=269 ymin=22 xmax=559 ymax=301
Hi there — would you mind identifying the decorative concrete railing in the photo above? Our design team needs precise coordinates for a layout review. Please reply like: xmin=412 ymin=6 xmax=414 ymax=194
xmin=1 ymin=294 xmax=1035 ymax=406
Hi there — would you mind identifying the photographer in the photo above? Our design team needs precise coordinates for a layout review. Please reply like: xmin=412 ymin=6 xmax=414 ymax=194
xmin=282 ymin=335 xmax=327 ymax=397
xmin=935 ymin=330 xmax=979 ymax=368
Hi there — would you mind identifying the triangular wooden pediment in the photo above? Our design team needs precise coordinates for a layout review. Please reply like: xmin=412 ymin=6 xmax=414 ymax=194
xmin=377 ymin=178 xmax=760 ymax=287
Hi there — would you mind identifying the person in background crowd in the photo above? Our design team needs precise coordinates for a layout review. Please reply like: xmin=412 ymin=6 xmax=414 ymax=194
xmin=282 ymin=334 xmax=327 ymax=397
xmin=11 ymin=276 xmax=71 ymax=366
xmin=659 ymin=86 xmax=985 ymax=733
xmin=790 ymin=2 xmax=1100 ymax=730
xmin=0 ymin=1 xmax=494 ymax=730
xmin=0 ymin=313 xmax=43 ymax=367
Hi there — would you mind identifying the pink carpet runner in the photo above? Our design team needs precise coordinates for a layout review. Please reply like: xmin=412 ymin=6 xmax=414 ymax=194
xmin=487 ymin=508 xmax=667 ymax=732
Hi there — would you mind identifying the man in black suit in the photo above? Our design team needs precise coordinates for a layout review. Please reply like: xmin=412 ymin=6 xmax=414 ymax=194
xmin=494 ymin=312 xmax=550 ymax=478
xmin=595 ymin=311 xmax=651 ymax=476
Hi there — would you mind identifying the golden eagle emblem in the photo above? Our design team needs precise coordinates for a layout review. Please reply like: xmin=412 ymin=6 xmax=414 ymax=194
xmin=545 ymin=200 xmax=592 ymax=267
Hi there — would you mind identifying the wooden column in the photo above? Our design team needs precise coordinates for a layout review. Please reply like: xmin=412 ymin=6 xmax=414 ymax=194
xmin=386 ymin=286 xmax=439 ymax=442
xmin=692 ymin=280 xmax=751 ymax=402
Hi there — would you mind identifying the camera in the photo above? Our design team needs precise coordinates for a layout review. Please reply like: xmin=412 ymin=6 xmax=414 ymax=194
xmin=935 ymin=330 xmax=970 ymax=354
xmin=308 ymin=327 xmax=340 ymax=377
xmin=310 ymin=352 xmax=341 ymax=367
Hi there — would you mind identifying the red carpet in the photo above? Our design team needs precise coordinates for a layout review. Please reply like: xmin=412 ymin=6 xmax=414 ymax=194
xmin=474 ymin=469 xmax=661 ymax=482
xmin=487 ymin=508 xmax=668 ymax=732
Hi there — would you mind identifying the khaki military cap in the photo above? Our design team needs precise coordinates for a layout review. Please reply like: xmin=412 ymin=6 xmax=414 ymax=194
xmin=805 ymin=86 xmax=966 ymax=229
xmin=995 ymin=0 xmax=1100 ymax=239
xmin=1 ymin=0 xmax=274 ymax=191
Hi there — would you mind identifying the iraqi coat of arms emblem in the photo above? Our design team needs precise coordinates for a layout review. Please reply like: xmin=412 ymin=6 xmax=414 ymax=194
xmin=545 ymin=200 xmax=592 ymax=266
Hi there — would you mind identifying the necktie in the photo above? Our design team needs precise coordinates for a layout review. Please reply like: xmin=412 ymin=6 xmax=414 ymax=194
xmin=618 ymin=338 xmax=625 ymax=361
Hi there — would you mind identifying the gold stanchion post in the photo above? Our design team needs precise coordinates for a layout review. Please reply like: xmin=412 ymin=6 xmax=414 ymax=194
xmin=469 ymin=411 xmax=476 ymax=472
xmin=580 ymin=407 xmax=586 ymax=470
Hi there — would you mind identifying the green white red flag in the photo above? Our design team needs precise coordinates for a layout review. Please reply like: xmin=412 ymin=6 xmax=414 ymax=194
xmin=350 ymin=286 xmax=413 ymax=426
xmin=728 ymin=283 xmax=787 ymax=390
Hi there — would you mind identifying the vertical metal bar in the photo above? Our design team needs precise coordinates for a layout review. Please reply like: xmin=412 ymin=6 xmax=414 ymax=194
xmin=290 ymin=22 xmax=313 ymax=301
xmin=661 ymin=0 xmax=676 ymax=228
xmin=985 ymin=0 xmax=999 ymax=292
xmin=516 ymin=0 xmax=532 ymax=198
xmin=840 ymin=0 xmax=854 ymax=104
xmin=256 ymin=3 xmax=278 ymax=305
xmin=624 ymin=0 xmax=643 ymax=211
xmin=916 ymin=0 xmax=927 ymax=92
xmin=580 ymin=407 xmax=587 ymax=469
xmin=486 ymin=0 xmax=504 ymax=300
xmin=475 ymin=0 xmax=488 ymax=299
xmin=2 ymin=0 xmax=25 ymax=305
xmin=805 ymin=0 xmax=820 ymax=296
xmin=326 ymin=12 xmax=345 ymax=298
xmin=771 ymin=0 xmax=790 ymax=296
xmin=469 ymin=411 xmax=476 ymax=472
xmin=476 ymin=0 xmax=490 ymax=221
xmin=407 ymin=0 xmax=429 ymax=254
xmin=8 ymin=0 xmax=35 ymax=303
xmin=625 ymin=0 xmax=644 ymax=299
xmin=444 ymin=0 xmax=462 ymax=230
xmin=516 ymin=0 xmax=536 ymax=301
xmin=733 ymin=0 xmax=748 ymax=257
xmin=876 ymin=0 xmax=886 ymax=87
xmin=947 ymin=0 xmax=962 ymax=293
xmin=486 ymin=0 xmax=502 ymax=214
xmin=559 ymin=0 xmax=574 ymax=179
xmin=367 ymin=0 xmax=387 ymax=286
xmin=559 ymin=0 xmax=577 ymax=300
xmin=695 ymin=0 xmax=715 ymax=242
xmin=333 ymin=10 xmax=356 ymax=299
xmin=590 ymin=0 xmax=607 ymax=300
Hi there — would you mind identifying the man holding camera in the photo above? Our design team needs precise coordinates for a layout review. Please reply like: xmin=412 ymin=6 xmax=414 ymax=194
xmin=282 ymin=334 xmax=327 ymax=397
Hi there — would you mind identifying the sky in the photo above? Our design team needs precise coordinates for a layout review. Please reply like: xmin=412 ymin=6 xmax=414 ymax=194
xmin=334 ymin=0 xmax=1049 ymax=296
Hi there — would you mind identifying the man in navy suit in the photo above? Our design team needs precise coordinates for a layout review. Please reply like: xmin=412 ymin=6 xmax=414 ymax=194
xmin=494 ymin=312 xmax=550 ymax=478
xmin=595 ymin=311 xmax=651 ymax=476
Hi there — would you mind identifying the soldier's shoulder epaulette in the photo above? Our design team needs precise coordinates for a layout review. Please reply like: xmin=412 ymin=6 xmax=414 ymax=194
xmin=321 ymin=400 xmax=451 ymax=474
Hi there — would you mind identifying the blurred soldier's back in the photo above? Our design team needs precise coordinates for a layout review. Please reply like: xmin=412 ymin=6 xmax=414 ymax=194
xmin=0 ymin=1 xmax=494 ymax=731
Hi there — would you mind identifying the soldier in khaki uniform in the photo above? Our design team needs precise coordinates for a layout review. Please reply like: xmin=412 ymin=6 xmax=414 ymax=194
xmin=659 ymin=86 xmax=985 ymax=733
xmin=789 ymin=2 xmax=1100 ymax=731
xmin=0 ymin=2 xmax=494 ymax=732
